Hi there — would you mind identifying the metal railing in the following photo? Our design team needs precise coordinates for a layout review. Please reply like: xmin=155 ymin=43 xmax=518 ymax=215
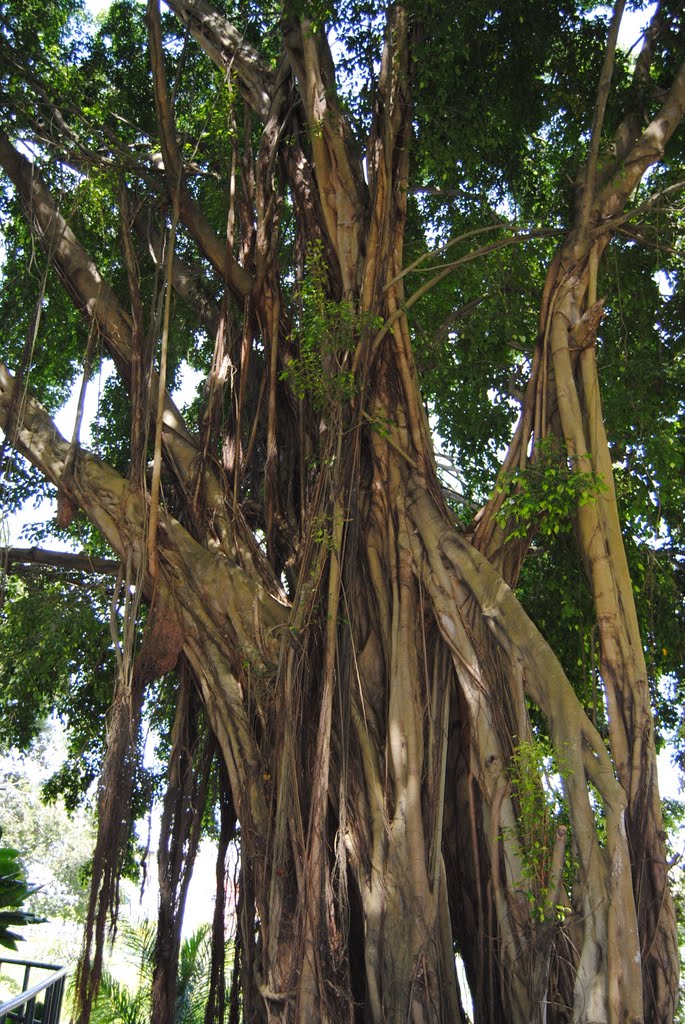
xmin=0 ymin=959 xmax=67 ymax=1024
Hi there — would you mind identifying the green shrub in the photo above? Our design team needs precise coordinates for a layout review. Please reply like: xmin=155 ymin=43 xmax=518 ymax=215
xmin=0 ymin=833 xmax=45 ymax=949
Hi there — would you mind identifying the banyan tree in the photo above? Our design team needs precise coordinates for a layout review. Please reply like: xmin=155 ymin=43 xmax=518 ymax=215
xmin=1 ymin=0 xmax=684 ymax=1020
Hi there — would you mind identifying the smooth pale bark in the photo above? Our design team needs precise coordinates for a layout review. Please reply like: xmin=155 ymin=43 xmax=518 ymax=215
xmin=473 ymin=24 xmax=685 ymax=1020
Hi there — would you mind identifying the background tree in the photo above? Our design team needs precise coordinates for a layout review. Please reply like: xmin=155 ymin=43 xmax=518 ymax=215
xmin=0 ymin=725 xmax=96 ymax=922
xmin=0 ymin=0 xmax=684 ymax=1022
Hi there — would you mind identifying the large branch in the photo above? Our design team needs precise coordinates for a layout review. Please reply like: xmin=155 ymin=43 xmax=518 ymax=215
xmin=0 ymin=362 xmax=287 ymax=665
xmin=611 ymin=1 xmax=672 ymax=168
xmin=0 ymin=133 xmax=193 ymax=444
xmin=7 ymin=21 xmax=252 ymax=302
xmin=0 ymin=134 xmax=246 ymax=554
xmin=599 ymin=55 xmax=685 ymax=214
xmin=4 ymin=51 xmax=240 ymax=224
xmin=0 ymin=135 xmax=131 ymax=374
xmin=148 ymin=0 xmax=252 ymax=298
xmin=164 ymin=0 xmax=276 ymax=120
xmin=1 ymin=547 xmax=120 ymax=574
xmin=0 ymin=363 xmax=277 ymax=845
xmin=2 ymin=58 xmax=238 ymax=312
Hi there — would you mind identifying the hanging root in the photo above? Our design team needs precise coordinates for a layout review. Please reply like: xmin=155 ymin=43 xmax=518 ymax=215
xmin=73 ymin=576 xmax=183 ymax=1021
xmin=73 ymin=668 xmax=146 ymax=1023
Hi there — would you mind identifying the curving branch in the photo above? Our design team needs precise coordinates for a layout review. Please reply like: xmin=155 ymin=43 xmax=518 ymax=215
xmin=599 ymin=55 xmax=685 ymax=214
xmin=0 ymin=361 xmax=287 ymax=664
xmin=164 ymin=0 xmax=276 ymax=121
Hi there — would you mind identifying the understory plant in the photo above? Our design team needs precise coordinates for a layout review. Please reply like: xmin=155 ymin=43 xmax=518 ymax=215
xmin=0 ymin=832 xmax=45 ymax=950
xmin=86 ymin=922 xmax=214 ymax=1024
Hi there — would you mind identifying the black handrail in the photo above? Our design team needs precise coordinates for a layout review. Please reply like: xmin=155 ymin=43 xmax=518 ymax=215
xmin=0 ymin=958 xmax=67 ymax=1024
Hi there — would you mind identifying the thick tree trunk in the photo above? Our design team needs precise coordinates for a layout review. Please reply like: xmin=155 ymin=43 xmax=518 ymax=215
xmin=0 ymin=352 xmax=645 ymax=1024
xmin=473 ymin=31 xmax=685 ymax=1020
xmin=476 ymin=223 xmax=680 ymax=1020
xmin=0 ymin=318 xmax=667 ymax=1024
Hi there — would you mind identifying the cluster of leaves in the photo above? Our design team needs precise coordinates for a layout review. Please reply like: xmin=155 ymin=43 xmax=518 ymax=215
xmin=281 ymin=242 xmax=381 ymax=411
xmin=507 ymin=735 xmax=572 ymax=925
xmin=0 ymin=731 xmax=96 ymax=921
xmin=664 ymin=797 xmax=685 ymax=1024
xmin=515 ymin=534 xmax=604 ymax=731
xmin=407 ymin=214 xmax=554 ymax=502
xmin=0 ymin=571 xmax=165 ymax=849
xmin=0 ymin=575 xmax=113 ymax=791
xmin=495 ymin=435 xmax=607 ymax=541
xmin=0 ymin=831 xmax=45 ymax=950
